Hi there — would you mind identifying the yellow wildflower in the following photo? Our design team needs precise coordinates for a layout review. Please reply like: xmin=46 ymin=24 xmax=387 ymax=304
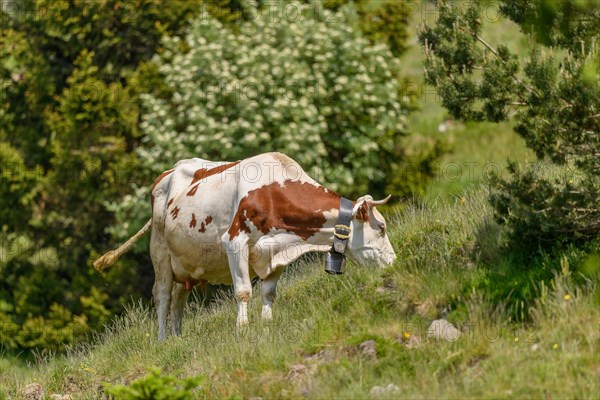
xmin=564 ymin=294 xmax=571 ymax=301
xmin=553 ymin=343 xmax=559 ymax=350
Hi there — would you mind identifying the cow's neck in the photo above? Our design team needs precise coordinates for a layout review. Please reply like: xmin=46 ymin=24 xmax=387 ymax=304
xmin=299 ymin=189 xmax=354 ymax=248
xmin=229 ymin=180 xmax=344 ymax=243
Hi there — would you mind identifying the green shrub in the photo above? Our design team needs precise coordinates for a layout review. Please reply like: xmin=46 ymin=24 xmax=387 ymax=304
xmin=419 ymin=1 xmax=600 ymax=248
xmin=0 ymin=0 xmax=203 ymax=353
xmin=103 ymin=367 xmax=204 ymax=400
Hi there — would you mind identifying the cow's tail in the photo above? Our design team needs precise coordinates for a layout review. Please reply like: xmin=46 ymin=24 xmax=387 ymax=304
xmin=93 ymin=218 xmax=152 ymax=272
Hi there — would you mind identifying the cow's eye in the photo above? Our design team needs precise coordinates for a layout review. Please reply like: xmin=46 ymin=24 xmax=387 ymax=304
xmin=377 ymin=222 xmax=385 ymax=234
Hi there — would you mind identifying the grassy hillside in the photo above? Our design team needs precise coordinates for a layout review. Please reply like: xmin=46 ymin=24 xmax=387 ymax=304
xmin=2 ymin=187 xmax=599 ymax=399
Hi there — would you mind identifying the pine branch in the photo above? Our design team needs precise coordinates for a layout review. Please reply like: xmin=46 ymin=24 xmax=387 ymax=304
xmin=455 ymin=22 xmax=540 ymax=101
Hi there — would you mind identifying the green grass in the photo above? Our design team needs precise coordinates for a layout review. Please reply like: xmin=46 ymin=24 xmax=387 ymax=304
xmin=2 ymin=187 xmax=598 ymax=399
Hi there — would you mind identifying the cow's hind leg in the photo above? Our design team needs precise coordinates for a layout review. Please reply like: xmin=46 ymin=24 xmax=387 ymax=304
xmin=150 ymin=232 xmax=173 ymax=342
xmin=261 ymin=268 xmax=284 ymax=321
xmin=153 ymin=273 xmax=173 ymax=341
xmin=170 ymin=282 xmax=189 ymax=336
xmin=224 ymin=238 xmax=253 ymax=327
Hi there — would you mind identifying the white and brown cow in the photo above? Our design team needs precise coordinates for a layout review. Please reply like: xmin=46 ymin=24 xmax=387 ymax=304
xmin=94 ymin=152 xmax=396 ymax=340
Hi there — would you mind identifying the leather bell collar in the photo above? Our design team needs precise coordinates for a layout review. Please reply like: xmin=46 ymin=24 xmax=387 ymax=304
xmin=324 ymin=197 xmax=353 ymax=274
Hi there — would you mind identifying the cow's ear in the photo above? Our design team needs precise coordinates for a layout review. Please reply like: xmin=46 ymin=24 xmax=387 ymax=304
xmin=353 ymin=197 xmax=371 ymax=222
xmin=356 ymin=202 xmax=370 ymax=222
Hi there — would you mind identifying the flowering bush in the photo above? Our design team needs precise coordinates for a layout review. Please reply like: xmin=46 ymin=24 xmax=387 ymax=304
xmin=140 ymin=1 xmax=407 ymax=190
xmin=108 ymin=1 xmax=440 ymax=242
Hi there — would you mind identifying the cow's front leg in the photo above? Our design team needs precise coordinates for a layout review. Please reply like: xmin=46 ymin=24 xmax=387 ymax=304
xmin=225 ymin=239 xmax=253 ymax=327
xmin=261 ymin=267 xmax=284 ymax=321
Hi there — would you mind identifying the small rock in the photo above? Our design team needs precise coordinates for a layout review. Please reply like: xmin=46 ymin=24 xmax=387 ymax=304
xmin=358 ymin=339 xmax=377 ymax=359
xmin=305 ymin=348 xmax=336 ymax=364
xmin=427 ymin=319 xmax=461 ymax=342
xmin=287 ymin=363 xmax=308 ymax=381
xmin=50 ymin=395 xmax=73 ymax=400
xmin=22 ymin=383 xmax=44 ymax=400
xmin=530 ymin=343 xmax=539 ymax=352
xmin=382 ymin=279 xmax=395 ymax=289
xmin=369 ymin=383 xmax=401 ymax=397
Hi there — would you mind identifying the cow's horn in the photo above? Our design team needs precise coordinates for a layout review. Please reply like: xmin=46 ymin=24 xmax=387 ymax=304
xmin=368 ymin=194 xmax=392 ymax=206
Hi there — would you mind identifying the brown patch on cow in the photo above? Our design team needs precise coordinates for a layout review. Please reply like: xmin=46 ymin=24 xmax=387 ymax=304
xmin=356 ymin=202 xmax=370 ymax=222
xmin=187 ymin=161 xmax=241 ymax=196
xmin=150 ymin=169 xmax=174 ymax=209
xmin=170 ymin=206 xmax=180 ymax=220
xmin=198 ymin=215 xmax=213 ymax=233
xmin=227 ymin=180 xmax=340 ymax=241
xmin=167 ymin=198 xmax=174 ymax=207
xmin=190 ymin=213 xmax=197 ymax=228
xmin=187 ymin=185 xmax=199 ymax=197
xmin=151 ymin=169 xmax=174 ymax=191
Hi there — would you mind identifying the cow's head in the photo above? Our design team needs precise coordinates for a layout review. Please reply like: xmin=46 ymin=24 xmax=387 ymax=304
xmin=346 ymin=195 xmax=396 ymax=267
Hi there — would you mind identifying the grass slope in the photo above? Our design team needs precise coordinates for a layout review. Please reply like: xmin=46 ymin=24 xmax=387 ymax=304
xmin=2 ymin=187 xmax=598 ymax=399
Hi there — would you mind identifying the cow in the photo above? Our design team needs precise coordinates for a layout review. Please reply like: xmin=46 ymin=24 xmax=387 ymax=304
xmin=94 ymin=152 xmax=396 ymax=340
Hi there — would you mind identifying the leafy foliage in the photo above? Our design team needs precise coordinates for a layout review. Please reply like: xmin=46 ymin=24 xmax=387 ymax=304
xmin=0 ymin=0 xmax=202 ymax=352
xmin=103 ymin=367 xmax=204 ymax=400
xmin=109 ymin=1 xmax=430 ymax=241
xmin=419 ymin=1 xmax=600 ymax=247
xmin=321 ymin=0 xmax=411 ymax=56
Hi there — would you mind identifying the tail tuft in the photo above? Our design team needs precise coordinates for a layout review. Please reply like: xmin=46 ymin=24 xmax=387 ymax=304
xmin=93 ymin=218 xmax=152 ymax=272
xmin=93 ymin=250 xmax=119 ymax=271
